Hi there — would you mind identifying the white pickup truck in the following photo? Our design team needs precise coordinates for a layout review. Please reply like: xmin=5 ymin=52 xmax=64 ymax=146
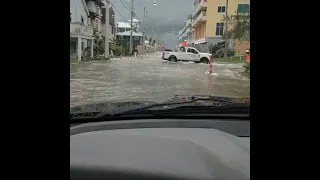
xmin=162 ymin=47 xmax=212 ymax=64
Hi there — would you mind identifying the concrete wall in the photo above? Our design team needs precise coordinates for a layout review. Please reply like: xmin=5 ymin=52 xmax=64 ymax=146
xmin=87 ymin=1 xmax=101 ymax=15
xmin=70 ymin=0 xmax=88 ymax=25
xmin=101 ymin=24 xmax=115 ymax=40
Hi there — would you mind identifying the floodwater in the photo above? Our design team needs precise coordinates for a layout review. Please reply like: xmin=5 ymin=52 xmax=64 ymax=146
xmin=70 ymin=52 xmax=250 ymax=107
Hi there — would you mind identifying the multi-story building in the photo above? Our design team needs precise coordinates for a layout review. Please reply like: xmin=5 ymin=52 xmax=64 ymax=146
xmin=70 ymin=0 xmax=95 ymax=61
xmin=116 ymin=22 xmax=131 ymax=33
xmin=191 ymin=0 xmax=250 ymax=54
xmin=86 ymin=0 xmax=104 ymax=32
xmin=70 ymin=0 xmax=117 ymax=61
xmin=128 ymin=18 xmax=141 ymax=32
xmin=116 ymin=18 xmax=141 ymax=33
xmin=116 ymin=31 xmax=143 ymax=47
xmin=177 ymin=18 xmax=192 ymax=44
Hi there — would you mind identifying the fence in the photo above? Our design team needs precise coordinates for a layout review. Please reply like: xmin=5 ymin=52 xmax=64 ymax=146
xmin=136 ymin=46 xmax=157 ymax=55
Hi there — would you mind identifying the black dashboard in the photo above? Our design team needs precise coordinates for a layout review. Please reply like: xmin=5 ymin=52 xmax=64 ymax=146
xmin=70 ymin=119 xmax=250 ymax=180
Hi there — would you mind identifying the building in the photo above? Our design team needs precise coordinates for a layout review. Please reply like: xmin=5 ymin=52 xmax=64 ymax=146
xmin=177 ymin=18 xmax=192 ymax=44
xmin=128 ymin=18 xmax=141 ymax=32
xmin=116 ymin=31 xmax=143 ymax=47
xmin=116 ymin=22 xmax=131 ymax=33
xmin=70 ymin=0 xmax=94 ymax=61
xmin=70 ymin=0 xmax=116 ymax=61
xmin=86 ymin=0 xmax=104 ymax=32
xmin=191 ymin=0 xmax=250 ymax=54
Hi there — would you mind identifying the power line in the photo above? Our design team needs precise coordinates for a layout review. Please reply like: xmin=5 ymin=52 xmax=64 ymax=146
xmin=119 ymin=0 xmax=142 ymax=22
xmin=109 ymin=1 xmax=128 ymax=22
xmin=119 ymin=0 xmax=130 ymax=12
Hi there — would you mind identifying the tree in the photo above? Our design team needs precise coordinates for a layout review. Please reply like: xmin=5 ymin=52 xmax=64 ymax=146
xmin=222 ymin=10 xmax=250 ymax=42
xmin=93 ymin=27 xmax=104 ymax=57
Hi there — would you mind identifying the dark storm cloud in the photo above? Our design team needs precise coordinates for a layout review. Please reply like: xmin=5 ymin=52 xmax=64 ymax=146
xmin=110 ymin=0 xmax=194 ymax=48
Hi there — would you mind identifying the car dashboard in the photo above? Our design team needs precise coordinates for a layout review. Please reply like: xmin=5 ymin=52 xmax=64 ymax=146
xmin=70 ymin=119 xmax=250 ymax=180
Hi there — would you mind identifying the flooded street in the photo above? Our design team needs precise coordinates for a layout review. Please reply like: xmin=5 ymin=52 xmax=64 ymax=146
xmin=70 ymin=52 xmax=250 ymax=107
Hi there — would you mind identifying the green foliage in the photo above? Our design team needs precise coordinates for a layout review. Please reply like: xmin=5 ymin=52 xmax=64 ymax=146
xmin=93 ymin=27 xmax=104 ymax=57
xmin=83 ymin=46 xmax=92 ymax=60
xmin=223 ymin=9 xmax=250 ymax=42
xmin=208 ymin=42 xmax=234 ymax=58
xmin=243 ymin=62 xmax=250 ymax=72
xmin=110 ymin=44 xmax=125 ymax=56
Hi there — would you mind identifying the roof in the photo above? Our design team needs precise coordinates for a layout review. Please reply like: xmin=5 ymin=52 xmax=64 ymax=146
xmin=128 ymin=18 xmax=140 ymax=22
xmin=116 ymin=22 xmax=131 ymax=28
xmin=117 ymin=31 xmax=143 ymax=37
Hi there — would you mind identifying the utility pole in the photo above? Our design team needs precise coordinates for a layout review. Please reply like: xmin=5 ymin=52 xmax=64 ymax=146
xmin=143 ymin=7 xmax=146 ymax=22
xmin=104 ymin=0 xmax=110 ymax=60
xmin=224 ymin=0 xmax=229 ymax=58
xmin=189 ymin=14 xmax=192 ymax=44
xmin=142 ymin=6 xmax=146 ymax=55
xmin=129 ymin=0 xmax=134 ymax=56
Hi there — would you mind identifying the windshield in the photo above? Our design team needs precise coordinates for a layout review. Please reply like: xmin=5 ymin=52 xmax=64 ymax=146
xmin=70 ymin=0 xmax=250 ymax=108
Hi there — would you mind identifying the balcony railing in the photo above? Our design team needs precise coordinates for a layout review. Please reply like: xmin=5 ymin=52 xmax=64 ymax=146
xmin=192 ymin=11 xmax=207 ymax=27
xmin=192 ymin=0 xmax=207 ymax=18
xmin=70 ymin=23 xmax=94 ymax=37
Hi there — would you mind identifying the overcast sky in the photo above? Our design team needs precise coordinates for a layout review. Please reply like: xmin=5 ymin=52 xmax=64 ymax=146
xmin=110 ymin=0 xmax=194 ymax=49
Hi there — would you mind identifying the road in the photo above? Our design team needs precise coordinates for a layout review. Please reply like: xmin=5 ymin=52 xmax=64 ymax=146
xmin=70 ymin=52 xmax=250 ymax=107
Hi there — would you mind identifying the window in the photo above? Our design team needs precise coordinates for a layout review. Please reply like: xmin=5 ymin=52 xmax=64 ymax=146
xmin=238 ymin=4 xmax=249 ymax=13
xmin=191 ymin=49 xmax=198 ymax=54
xmin=216 ymin=23 xmax=224 ymax=36
xmin=119 ymin=36 xmax=123 ymax=40
xmin=187 ymin=48 xmax=192 ymax=53
xmin=217 ymin=6 xmax=226 ymax=13
xmin=81 ymin=16 xmax=84 ymax=23
xmin=134 ymin=36 xmax=139 ymax=40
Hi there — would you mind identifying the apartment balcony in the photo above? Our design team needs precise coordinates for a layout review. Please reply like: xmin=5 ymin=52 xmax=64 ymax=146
xmin=86 ymin=0 xmax=103 ymax=19
xmin=192 ymin=11 xmax=207 ymax=27
xmin=89 ymin=11 xmax=102 ymax=20
xmin=70 ymin=22 xmax=94 ymax=38
xmin=193 ymin=37 xmax=206 ymax=45
xmin=192 ymin=0 xmax=207 ymax=18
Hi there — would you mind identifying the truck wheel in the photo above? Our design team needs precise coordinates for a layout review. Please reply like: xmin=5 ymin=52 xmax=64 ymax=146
xmin=200 ymin=57 xmax=209 ymax=64
xmin=169 ymin=56 xmax=177 ymax=62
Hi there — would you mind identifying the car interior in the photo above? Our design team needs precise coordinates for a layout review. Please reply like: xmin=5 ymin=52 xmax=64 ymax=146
xmin=70 ymin=118 xmax=250 ymax=180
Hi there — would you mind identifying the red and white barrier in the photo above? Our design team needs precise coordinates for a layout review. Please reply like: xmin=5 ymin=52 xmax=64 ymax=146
xmin=206 ymin=56 xmax=218 ymax=76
